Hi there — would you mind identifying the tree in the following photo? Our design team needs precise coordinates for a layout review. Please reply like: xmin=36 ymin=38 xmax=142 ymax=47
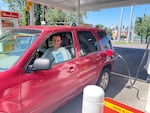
xmin=45 ymin=8 xmax=66 ymax=25
xmin=2 ymin=0 xmax=25 ymax=11
xmin=142 ymin=15 xmax=150 ymax=43
xmin=95 ymin=24 xmax=112 ymax=36
xmin=105 ymin=27 xmax=112 ymax=36
xmin=3 ymin=1 xmax=86 ymax=26
xmin=135 ymin=15 xmax=150 ymax=43
xmin=34 ymin=4 xmax=42 ymax=25
xmin=2 ymin=0 xmax=43 ymax=26
xmin=135 ymin=17 xmax=143 ymax=43
xmin=95 ymin=24 xmax=104 ymax=28
xmin=2 ymin=0 xmax=28 ymax=26
xmin=45 ymin=8 xmax=86 ymax=25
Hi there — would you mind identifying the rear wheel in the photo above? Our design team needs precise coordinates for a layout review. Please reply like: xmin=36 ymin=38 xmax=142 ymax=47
xmin=96 ymin=68 xmax=110 ymax=90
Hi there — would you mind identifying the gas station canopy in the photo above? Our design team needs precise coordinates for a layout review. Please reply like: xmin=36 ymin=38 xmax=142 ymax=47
xmin=32 ymin=0 xmax=150 ymax=11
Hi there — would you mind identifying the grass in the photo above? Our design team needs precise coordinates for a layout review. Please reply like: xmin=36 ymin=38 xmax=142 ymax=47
xmin=112 ymin=41 xmax=128 ymax=45
xmin=112 ymin=41 xmax=138 ymax=45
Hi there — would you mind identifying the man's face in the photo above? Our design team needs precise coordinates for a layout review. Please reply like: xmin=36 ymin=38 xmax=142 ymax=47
xmin=52 ymin=35 xmax=62 ymax=49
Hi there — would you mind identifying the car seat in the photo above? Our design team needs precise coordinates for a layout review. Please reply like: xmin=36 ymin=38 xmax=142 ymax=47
xmin=61 ymin=36 xmax=75 ymax=58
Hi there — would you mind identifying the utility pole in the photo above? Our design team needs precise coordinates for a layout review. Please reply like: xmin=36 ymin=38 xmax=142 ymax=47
xmin=127 ymin=5 xmax=134 ymax=43
xmin=76 ymin=0 xmax=80 ymax=25
xmin=30 ymin=4 xmax=34 ymax=25
xmin=117 ymin=7 xmax=124 ymax=42
xmin=41 ymin=5 xmax=46 ymax=25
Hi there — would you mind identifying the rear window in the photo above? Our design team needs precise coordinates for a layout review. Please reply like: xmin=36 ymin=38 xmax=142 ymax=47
xmin=97 ymin=31 xmax=112 ymax=49
xmin=77 ymin=31 xmax=99 ymax=56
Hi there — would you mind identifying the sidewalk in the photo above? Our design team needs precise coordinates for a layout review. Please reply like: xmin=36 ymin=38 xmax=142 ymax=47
xmin=106 ymin=73 xmax=149 ymax=112
xmin=112 ymin=41 xmax=148 ymax=49
xmin=109 ymin=41 xmax=149 ymax=112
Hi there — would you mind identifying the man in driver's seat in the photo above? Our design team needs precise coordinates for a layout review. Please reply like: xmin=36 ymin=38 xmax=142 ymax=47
xmin=42 ymin=34 xmax=71 ymax=64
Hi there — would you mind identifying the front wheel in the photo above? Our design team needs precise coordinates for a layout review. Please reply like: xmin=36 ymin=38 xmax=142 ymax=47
xmin=96 ymin=68 xmax=110 ymax=90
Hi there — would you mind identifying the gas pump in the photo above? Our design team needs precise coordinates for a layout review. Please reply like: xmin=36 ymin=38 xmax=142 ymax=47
xmin=145 ymin=37 xmax=150 ymax=113
xmin=145 ymin=46 xmax=150 ymax=76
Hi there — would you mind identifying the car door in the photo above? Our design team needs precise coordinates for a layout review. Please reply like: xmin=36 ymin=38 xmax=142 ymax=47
xmin=97 ymin=30 xmax=114 ymax=66
xmin=76 ymin=30 xmax=100 ymax=87
xmin=41 ymin=60 xmax=79 ymax=112
xmin=20 ymin=31 xmax=79 ymax=113
xmin=19 ymin=68 xmax=49 ymax=113
xmin=39 ymin=31 xmax=80 ymax=112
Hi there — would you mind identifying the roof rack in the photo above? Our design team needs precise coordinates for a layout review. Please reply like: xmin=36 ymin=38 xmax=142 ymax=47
xmin=80 ymin=24 xmax=93 ymax=27
xmin=70 ymin=23 xmax=76 ymax=26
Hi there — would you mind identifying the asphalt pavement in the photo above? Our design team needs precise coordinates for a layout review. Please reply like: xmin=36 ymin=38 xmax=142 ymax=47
xmin=54 ymin=73 xmax=149 ymax=113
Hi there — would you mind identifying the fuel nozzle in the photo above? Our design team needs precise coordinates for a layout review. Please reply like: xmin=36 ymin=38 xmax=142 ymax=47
xmin=114 ymin=52 xmax=123 ymax=59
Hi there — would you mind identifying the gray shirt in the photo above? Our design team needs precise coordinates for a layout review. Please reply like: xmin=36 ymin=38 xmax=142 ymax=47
xmin=42 ymin=47 xmax=71 ymax=64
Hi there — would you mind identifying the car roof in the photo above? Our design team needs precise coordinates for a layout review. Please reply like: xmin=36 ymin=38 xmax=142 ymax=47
xmin=20 ymin=25 xmax=105 ymax=32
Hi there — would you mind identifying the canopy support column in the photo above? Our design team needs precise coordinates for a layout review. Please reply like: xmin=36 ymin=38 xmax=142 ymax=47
xmin=76 ymin=0 xmax=80 ymax=25
xmin=117 ymin=7 xmax=124 ymax=42
xmin=127 ymin=5 xmax=134 ymax=43
xmin=30 ymin=3 xmax=34 ymax=25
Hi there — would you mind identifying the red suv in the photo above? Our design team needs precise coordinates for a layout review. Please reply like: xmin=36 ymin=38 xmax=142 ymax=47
xmin=0 ymin=26 xmax=114 ymax=113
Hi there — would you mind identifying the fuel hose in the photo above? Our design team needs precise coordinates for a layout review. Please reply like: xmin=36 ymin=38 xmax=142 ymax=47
xmin=114 ymin=37 xmax=150 ymax=88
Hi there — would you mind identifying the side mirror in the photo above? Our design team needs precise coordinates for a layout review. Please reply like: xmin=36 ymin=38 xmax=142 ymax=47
xmin=32 ymin=58 xmax=51 ymax=71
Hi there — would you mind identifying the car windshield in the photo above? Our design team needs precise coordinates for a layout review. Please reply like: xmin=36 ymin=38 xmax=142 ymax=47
xmin=0 ymin=29 xmax=41 ymax=71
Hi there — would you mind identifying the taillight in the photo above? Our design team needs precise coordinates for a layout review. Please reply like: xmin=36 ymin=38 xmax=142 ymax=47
xmin=105 ymin=49 xmax=113 ymax=57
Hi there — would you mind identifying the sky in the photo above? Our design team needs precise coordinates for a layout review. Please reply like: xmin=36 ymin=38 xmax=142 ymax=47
xmin=0 ymin=0 xmax=7 ymax=10
xmin=0 ymin=0 xmax=150 ymax=27
xmin=83 ymin=4 xmax=150 ymax=27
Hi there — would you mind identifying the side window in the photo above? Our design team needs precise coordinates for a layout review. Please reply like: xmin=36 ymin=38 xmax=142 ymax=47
xmin=97 ymin=31 xmax=112 ymax=49
xmin=25 ymin=32 xmax=75 ymax=73
xmin=77 ymin=31 xmax=98 ymax=56
xmin=38 ymin=32 xmax=75 ymax=65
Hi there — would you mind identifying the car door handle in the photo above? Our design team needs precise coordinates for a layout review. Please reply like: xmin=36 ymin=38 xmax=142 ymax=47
xmin=67 ymin=66 xmax=74 ymax=73
xmin=96 ymin=56 xmax=101 ymax=60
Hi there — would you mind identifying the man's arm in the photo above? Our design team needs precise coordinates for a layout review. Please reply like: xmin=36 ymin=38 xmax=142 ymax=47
xmin=42 ymin=48 xmax=54 ymax=61
xmin=65 ymin=49 xmax=72 ymax=59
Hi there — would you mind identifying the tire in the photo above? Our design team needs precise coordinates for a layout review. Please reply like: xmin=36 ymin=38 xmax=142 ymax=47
xmin=96 ymin=68 xmax=110 ymax=90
